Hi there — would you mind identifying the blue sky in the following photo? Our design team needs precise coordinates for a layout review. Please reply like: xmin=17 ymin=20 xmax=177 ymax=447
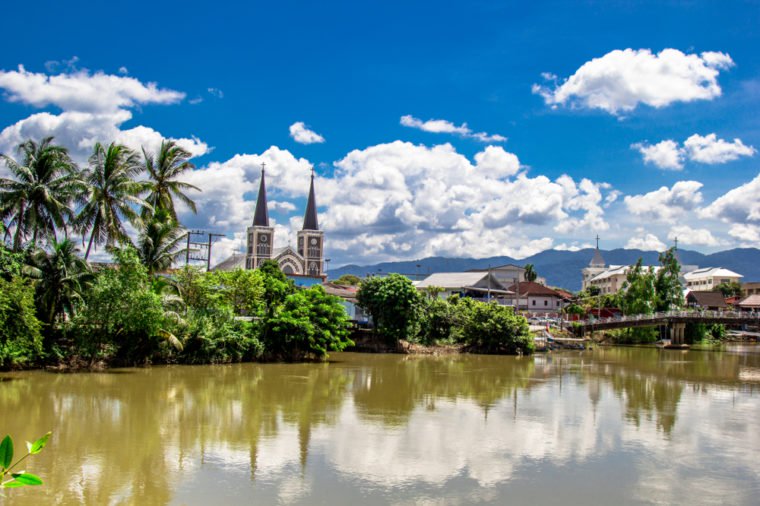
xmin=2 ymin=0 xmax=760 ymax=266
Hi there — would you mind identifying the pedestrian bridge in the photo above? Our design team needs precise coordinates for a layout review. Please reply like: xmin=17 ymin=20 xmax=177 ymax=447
xmin=570 ymin=310 xmax=760 ymax=342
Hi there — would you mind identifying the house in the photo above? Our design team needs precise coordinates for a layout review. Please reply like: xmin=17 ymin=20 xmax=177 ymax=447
xmin=469 ymin=264 xmax=547 ymax=287
xmin=506 ymin=281 xmax=564 ymax=314
xmin=417 ymin=272 xmax=513 ymax=301
xmin=322 ymin=283 xmax=370 ymax=322
xmin=742 ymin=281 xmax=760 ymax=298
xmin=686 ymin=291 xmax=728 ymax=310
xmin=683 ymin=267 xmax=743 ymax=291
xmin=587 ymin=265 xmax=634 ymax=294
xmin=737 ymin=294 xmax=760 ymax=312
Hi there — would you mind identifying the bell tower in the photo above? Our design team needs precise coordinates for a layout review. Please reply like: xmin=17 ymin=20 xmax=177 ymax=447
xmin=297 ymin=168 xmax=324 ymax=277
xmin=246 ymin=163 xmax=275 ymax=269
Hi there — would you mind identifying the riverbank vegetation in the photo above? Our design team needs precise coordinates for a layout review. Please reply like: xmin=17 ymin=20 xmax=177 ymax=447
xmin=0 ymin=137 xmax=353 ymax=369
xmin=357 ymin=274 xmax=534 ymax=355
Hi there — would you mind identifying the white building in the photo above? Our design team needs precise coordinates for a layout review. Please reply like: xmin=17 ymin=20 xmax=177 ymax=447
xmin=416 ymin=272 xmax=513 ymax=300
xmin=683 ymin=267 xmax=743 ymax=291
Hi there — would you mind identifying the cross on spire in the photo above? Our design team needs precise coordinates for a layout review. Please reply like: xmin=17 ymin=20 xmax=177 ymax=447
xmin=674 ymin=237 xmax=678 ymax=250
xmin=595 ymin=234 xmax=600 ymax=250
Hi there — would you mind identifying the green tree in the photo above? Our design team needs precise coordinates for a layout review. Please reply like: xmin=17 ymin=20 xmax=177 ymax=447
xmin=137 ymin=209 xmax=187 ymax=274
xmin=209 ymin=268 xmax=266 ymax=316
xmin=71 ymin=248 xmax=167 ymax=363
xmin=141 ymin=140 xmax=200 ymax=221
xmin=266 ymin=285 xmax=352 ymax=360
xmin=524 ymin=264 xmax=538 ymax=282
xmin=27 ymin=239 xmax=93 ymax=328
xmin=655 ymin=247 xmax=683 ymax=312
xmin=76 ymin=142 xmax=149 ymax=260
xmin=619 ymin=259 xmax=658 ymax=343
xmin=457 ymin=299 xmax=533 ymax=354
xmin=0 ymin=276 xmax=43 ymax=368
xmin=0 ymin=137 xmax=78 ymax=250
xmin=620 ymin=259 xmax=656 ymax=316
xmin=715 ymin=281 xmax=742 ymax=298
xmin=356 ymin=273 xmax=422 ymax=342
xmin=417 ymin=296 xmax=457 ymax=345
xmin=333 ymin=274 xmax=361 ymax=286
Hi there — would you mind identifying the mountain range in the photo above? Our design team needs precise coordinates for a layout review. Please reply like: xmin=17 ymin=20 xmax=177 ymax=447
xmin=329 ymin=248 xmax=760 ymax=292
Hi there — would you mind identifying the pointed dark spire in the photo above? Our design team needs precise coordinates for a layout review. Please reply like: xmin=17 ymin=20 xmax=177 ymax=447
xmin=302 ymin=167 xmax=319 ymax=231
xmin=590 ymin=234 xmax=605 ymax=267
xmin=253 ymin=163 xmax=269 ymax=227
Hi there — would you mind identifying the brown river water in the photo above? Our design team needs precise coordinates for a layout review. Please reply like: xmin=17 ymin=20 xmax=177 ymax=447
xmin=2 ymin=346 xmax=760 ymax=505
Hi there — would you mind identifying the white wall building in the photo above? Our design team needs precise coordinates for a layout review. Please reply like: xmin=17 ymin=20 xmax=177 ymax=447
xmin=683 ymin=268 xmax=743 ymax=291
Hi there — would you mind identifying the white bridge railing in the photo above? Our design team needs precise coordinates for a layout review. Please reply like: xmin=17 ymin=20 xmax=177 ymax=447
xmin=575 ymin=310 xmax=760 ymax=328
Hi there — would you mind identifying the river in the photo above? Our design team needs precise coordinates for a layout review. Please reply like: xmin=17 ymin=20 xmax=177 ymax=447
xmin=2 ymin=346 xmax=760 ymax=505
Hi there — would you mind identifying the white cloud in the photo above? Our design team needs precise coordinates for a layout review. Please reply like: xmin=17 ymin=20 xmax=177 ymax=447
xmin=683 ymin=133 xmax=756 ymax=164
xmin=633 ymin=133 xmax=755 ymax=170
xmin=207 ymin=87 xmax=224 ymax=99
xmin=624 ymin=181 xmax=704 ymax=222
xmin=632 ymin=140 xmax=684 ymax=170
xmin=289 ymin=122 xmax=325 ymax=144
xmin=400 ymin=115 xmax=506 ymax=143
xmin=700 ymin=173 xmax=760 ymax=224
xmin=625 ymin=229 xmax=667 ymax=251
xmin=555 ymin=242 xmax=594 ymax=252
xmin=118 ymin=66 xmax=128 ymax=75
xmin=0 ymin=65 xmax=184 ymax=113
xmin=728 ymin=224 xmax=760 ymax=245
xmin=473 ymin=145 xmax=521 ymax=178
xmin=533 ymin=48 xmax=734 ymax=115
xmin=0 ymin=67 xmax=207 ymax=165
xmin=667 ymin=225 xmax=722 ymax=247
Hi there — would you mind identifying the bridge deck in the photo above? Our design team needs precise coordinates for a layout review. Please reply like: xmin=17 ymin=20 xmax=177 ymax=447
xmin=570 ymin=311 xmax=760 ymax=336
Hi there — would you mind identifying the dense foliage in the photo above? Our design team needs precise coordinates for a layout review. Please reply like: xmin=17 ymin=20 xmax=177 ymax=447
xmin=0 ymin=137 xmax=355 ymax=369
xmin=357 ymin=274 xmax=422 ymax=342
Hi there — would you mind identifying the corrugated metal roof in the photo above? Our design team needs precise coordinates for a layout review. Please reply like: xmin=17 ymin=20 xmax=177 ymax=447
xmin=738 ymin=294 xmax=760 ymax=307
xmin=684 ymin=267 xmax=743 ymax=280
xmin=417 ymin=272 xmax=504 ymax=289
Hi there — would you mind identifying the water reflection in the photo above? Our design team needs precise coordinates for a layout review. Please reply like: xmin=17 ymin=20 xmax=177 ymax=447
xmin=1 ymin=347 xmax=760 ymax=505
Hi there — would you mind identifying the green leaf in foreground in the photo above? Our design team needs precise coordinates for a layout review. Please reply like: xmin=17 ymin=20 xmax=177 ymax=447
xmin=11 ymin=473 xmax=43 ymax=486
xmin=0 ymin=436 xmax=13 ymax=470
xmin=26 ymin=432 xmax=51 ymax=455
xmin=1 ymin=480 xmax=24 ymax=488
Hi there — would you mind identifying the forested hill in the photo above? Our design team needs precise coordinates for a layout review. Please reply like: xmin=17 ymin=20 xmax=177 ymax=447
xmin=329 ymin=248 xmax=760 ymax=292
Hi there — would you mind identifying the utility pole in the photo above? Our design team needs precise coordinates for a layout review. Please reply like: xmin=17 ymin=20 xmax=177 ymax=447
xmin=184 ymin=230 xmax=225 ymax=270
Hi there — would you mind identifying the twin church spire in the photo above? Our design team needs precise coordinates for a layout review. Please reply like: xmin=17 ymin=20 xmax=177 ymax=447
xmin=252 ymin=164 xmax=319 ymax=232
xmin=246 ymin=164 xmax=324 ymax=277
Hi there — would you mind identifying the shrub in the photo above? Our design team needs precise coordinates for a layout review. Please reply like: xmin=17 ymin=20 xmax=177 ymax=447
xmin=0 ymin=276 xmax=43 ymax=368
xmin=357 ymin=274 xmax=422 ymax=342
xmin=264 ymin=285 xmax=352 ymax=361
xmin=457 ymin=299 xmax=533 ymax=355
xmin=179 ymin=308 xmax=263 ymax=364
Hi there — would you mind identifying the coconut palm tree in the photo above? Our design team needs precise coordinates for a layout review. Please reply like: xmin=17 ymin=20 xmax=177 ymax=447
xmin=142 ymin=140 xmax=200 ymax=221
xmin=76 ymin=142 xmax=150 ymax=260
xmin=0 ymin=137 xmax=79 ymax=250
xmin=137 ymin=209 xmax=187 ymax=275
xmin=27 ymin=238 xmax=93 ymax=326
xmin=524 ymin=264 xmax=538 ymax=283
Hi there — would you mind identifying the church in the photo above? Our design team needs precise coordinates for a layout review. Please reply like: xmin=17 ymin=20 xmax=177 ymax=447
xmin=213 ymin=164 xmax=326 ymax=281
xmin=245 ymin=165 xmax=326 ymax=278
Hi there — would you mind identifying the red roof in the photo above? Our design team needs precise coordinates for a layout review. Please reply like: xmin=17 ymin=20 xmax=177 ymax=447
xmin=506 ymin=281 xmax=561 ymax=297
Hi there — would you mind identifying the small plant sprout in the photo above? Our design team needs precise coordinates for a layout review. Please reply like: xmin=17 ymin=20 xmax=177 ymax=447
xmin=0 ymin=432 xmax=51 ymax=489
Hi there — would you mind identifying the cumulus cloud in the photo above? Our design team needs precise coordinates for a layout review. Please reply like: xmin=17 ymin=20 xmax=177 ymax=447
xmin=533 ymin=48 xmax=734 ymax=115
xmin=633 ymin=134 xmax=755 ymax=169
xmin=667 ymin=225 xmax=723 ymax=247
xmin=632 ymin=140 xmax=684 ymax=170
xmin=682 ymin=133 xmax=756 ymax=164
xmin=728 ymin=224 xmax=760 ymax=245
xmin=700 ymin=173 xmax=760 ymax=224
xmin=400 ymin=115 xmax=506 ymax=143
xmin=0 ymin=66 xmax=207 ymax=165
xmin=624 ymin=181 xmax=704 ymax=222
xmin=289 ymin=122 xmax=325 ymax=144
xmin=0 ymin=65 xmax=184 ymax=113
xmin=625 ymin=229 xmax=667 ymax=251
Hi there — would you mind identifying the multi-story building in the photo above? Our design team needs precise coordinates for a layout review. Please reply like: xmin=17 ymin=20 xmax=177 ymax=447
xmin=683 ymin=267 xmax=742 ymax=291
